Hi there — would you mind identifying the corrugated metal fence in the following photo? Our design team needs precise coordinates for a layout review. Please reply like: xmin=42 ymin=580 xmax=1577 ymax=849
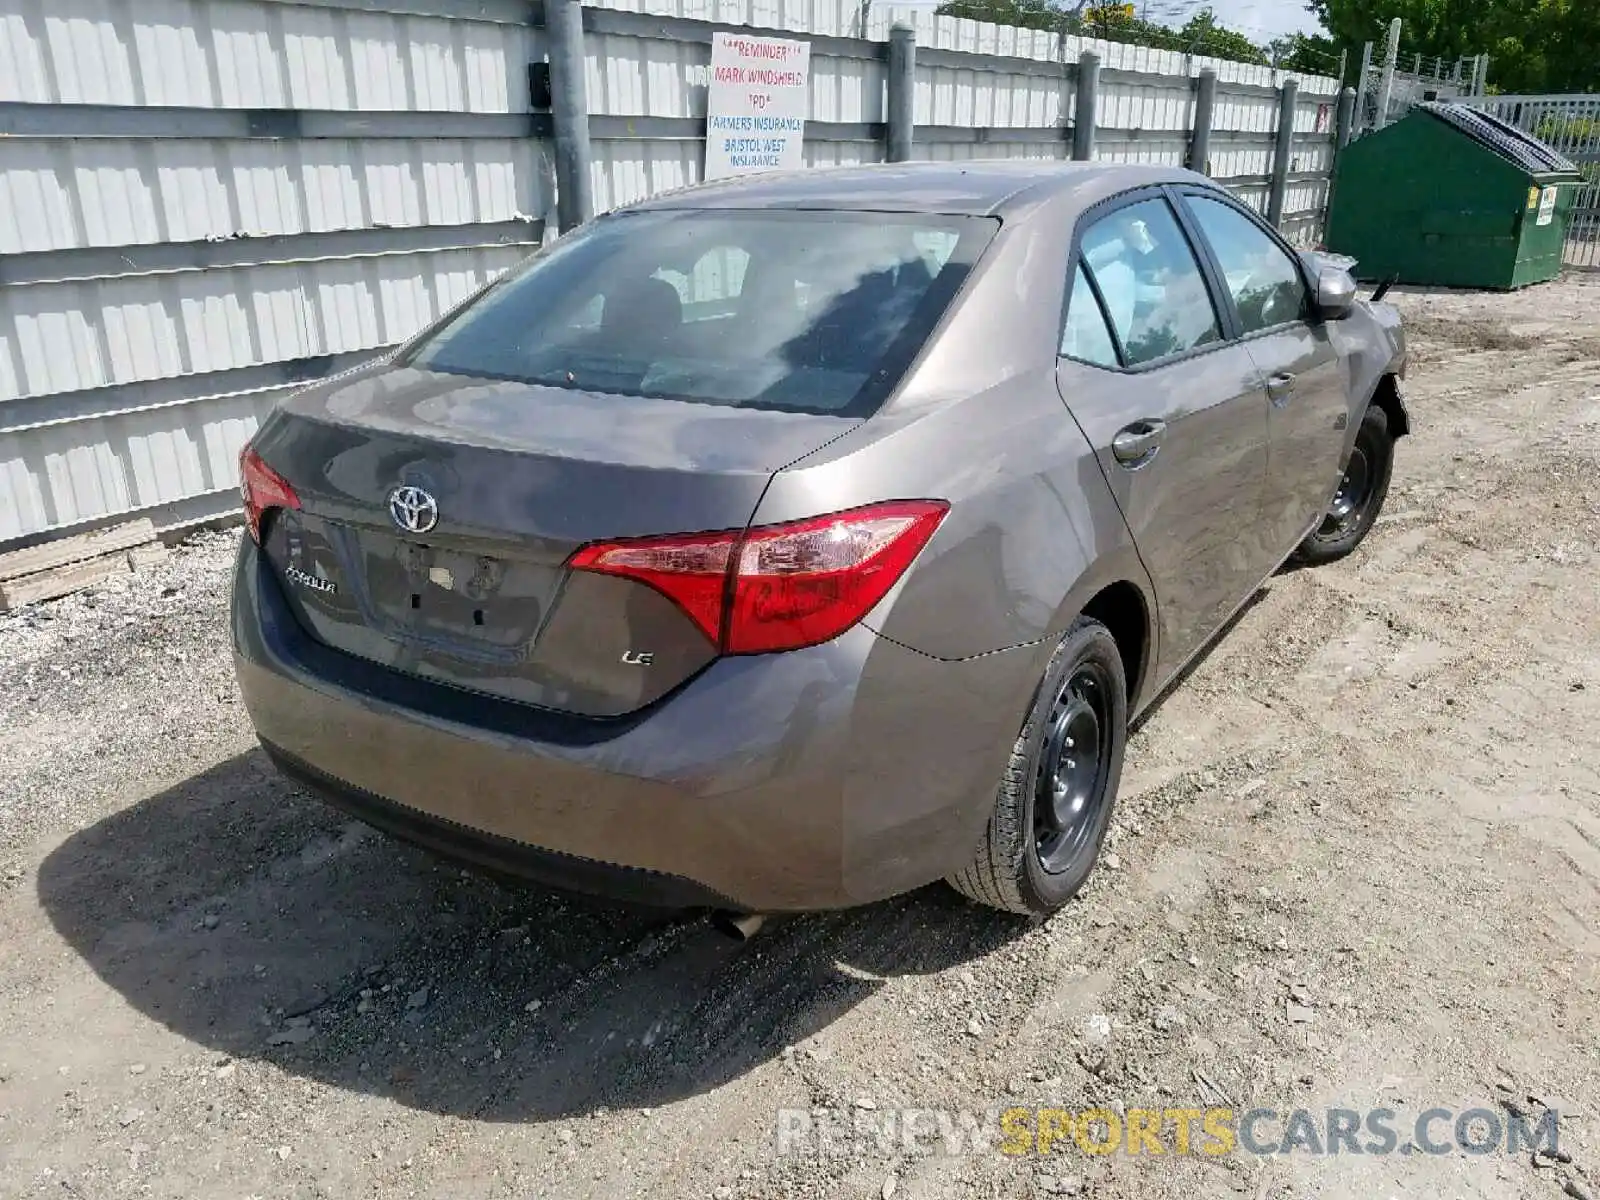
xmin=0 ymin=0 xmax=1341 ymax=548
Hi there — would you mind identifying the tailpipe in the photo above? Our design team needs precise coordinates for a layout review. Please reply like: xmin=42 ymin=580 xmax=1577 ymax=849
xmin=711 ymin=911 xmax=766 ymax=941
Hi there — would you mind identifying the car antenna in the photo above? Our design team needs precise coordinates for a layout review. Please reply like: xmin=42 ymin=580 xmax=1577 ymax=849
xmin=1370 ymin=274 xmax=1398 ymax=304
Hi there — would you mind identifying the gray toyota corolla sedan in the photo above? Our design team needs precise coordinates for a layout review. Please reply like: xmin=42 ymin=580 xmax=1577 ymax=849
xmin=232 ymin=161 xmax=1408 ymax=918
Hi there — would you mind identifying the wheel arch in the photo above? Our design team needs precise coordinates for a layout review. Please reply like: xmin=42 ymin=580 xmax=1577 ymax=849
xmin=1370 ymin=373 xmax=1410 ymax=439
xmin=1035 ymin=549 xmax=1159 ymax=713
xmin=1080 ymin=579 xmax=1154 ymax=708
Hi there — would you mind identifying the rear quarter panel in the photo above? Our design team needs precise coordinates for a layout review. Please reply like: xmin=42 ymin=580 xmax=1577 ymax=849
xmin=767 ymin=374 xmax=1152 ymax=663
xmin=752 ymin=202 xmax=1157 ymax=673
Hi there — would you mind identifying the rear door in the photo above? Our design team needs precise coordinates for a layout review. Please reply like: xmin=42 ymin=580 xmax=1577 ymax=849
xmin=1055 ymin=191 xmax=1274 ymax=683
xmin=1177 ymin=190 xmax=1347 ymax=557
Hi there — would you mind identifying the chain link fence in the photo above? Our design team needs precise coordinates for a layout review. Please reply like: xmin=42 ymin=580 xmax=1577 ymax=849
xmin=1464 ymin=95 xmax=1600 ymax=268
xmin=1355 ymin=54 xmax=1483 ymax=134
xmin=1350 ymin=22 xmax=1487 ymax=138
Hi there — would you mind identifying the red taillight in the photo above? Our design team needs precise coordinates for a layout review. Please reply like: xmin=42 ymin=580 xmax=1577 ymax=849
xmin=239 ymin=444 xmax=300 ymax=544
xmin=569 ymin=528 xmax=735 ymax=644
xmin=569 ymin=500 xmax=948 ymax=655
xmin=725 ymin=503 xmax=949 ymax=653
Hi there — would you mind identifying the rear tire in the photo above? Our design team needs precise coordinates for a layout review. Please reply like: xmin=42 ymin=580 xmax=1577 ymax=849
xmin=1294 ymin=404 xmax=1394 ymax=566
xmin=947 ymin=618 xmax=1127 ymax=917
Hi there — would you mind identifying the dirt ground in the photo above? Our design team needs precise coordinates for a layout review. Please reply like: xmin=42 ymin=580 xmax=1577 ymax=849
xmin=2 ymin=276 xmax=1598 ymax=1200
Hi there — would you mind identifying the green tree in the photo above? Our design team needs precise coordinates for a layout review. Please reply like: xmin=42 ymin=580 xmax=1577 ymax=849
xmin=1269 ymin=31 xmax=1345 ymax=75
xmin=932 ymin=0 xmax=1272 ymax=68
xmin=934 ymin=0 xmax=1076 ymax=35
xmin=1175 ymin=8 xmax=1270 ymax=65
xmin=1308 ymin=0 xmax=1600 ymax=92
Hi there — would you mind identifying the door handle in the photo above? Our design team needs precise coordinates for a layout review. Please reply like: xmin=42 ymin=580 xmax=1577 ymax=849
xmin=1266 ymin=372 xmax=1297 ymax=404
xmin=1112 ymin=419 xmax=1167 ymax=466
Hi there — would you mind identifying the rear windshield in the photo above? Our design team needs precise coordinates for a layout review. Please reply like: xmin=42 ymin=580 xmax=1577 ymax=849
xmin=401 ymin=209 xmax=997 ymax=417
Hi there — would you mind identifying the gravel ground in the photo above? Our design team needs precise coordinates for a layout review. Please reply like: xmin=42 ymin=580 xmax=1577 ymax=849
xmin=2 ymin=278 xmax=1598 ymax=1199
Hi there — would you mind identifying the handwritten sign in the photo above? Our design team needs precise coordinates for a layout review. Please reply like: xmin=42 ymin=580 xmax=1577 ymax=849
xmin=704 ymin=32 xmax=811 ymax=181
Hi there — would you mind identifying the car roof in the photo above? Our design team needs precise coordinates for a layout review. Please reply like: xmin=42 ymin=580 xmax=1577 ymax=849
xmin=624 ymin=161 xmax=1213 ymax=219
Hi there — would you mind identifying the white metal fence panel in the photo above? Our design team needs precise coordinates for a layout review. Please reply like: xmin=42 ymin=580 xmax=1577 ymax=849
xmin=1 ymin=0 xmax=536 ymax=110
xmin=899 ymin=11 xmax=1065 ymax=132
xmin=0 ymin=0 xmax=1342 ymax=549
xmin=0 ymin=386 xmax=285 ymax=542
xmin=0 ymin=136 xmax=543 ymax=255
xmin=0 ymin=0 xmax=551 ymax=546
xmin=0 ymin=246 xmax=525 ymax=401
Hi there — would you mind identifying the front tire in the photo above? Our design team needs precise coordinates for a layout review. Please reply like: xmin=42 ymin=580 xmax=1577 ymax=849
xmin=947 ymin=618 xmax=1128 ymax=917
xmin=1294 ymin=404 xmax=1395 ymax=565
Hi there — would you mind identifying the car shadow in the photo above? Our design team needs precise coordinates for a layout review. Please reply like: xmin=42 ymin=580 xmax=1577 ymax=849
xmin=36 ymin=749 xmax=1028 ymax=1123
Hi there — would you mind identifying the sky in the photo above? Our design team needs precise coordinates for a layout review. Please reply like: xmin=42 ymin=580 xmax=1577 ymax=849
xmin=1183 ymin=0 xmax=1322 ymax=39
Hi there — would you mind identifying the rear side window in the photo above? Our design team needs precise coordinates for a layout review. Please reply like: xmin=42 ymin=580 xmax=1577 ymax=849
xmin=1060 ymin=264 xmax=1119 ymax=367
xmin=403 ymin=211 xmax=997 ymax=417
xmin=1184 ymin=195 xmax=1307 ymax=334
xmin=1079 ymin=197 xmax=1221 ymax=368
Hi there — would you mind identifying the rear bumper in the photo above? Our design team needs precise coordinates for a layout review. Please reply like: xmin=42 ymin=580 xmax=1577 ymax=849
xmin=231 ymin=538 xmax=1039 ymax=911
xmin=263 ymin=741 xmax=737 ymax=907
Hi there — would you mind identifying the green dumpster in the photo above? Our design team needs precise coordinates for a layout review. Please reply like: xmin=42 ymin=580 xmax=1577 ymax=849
xmin=1325 ymin=102 xmax=1583 ymax=290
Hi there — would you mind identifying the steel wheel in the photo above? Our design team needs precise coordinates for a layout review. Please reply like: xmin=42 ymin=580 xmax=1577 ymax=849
xmin=1317 ymin=442 xmax=1375 ymax=541
xmin=1033 ymin=661 xmax=1114 ymax=875
xmin=947 ymin=617 xmax=1129 ymax=915
xmin=1292 ymin=404 xmax=1395 ymax=567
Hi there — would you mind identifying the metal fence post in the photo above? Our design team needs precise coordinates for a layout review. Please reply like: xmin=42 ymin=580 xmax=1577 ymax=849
xmin=547 ymin=0 xmax=593 ymax=233
xmin=1335 ymin=85 xmax=1356 ymax=151
xmin=1323 ymin=84 xmax=1359 ymax=241
xmin=1269 ymin=79 xmax=1298 ymax=229
xmin=1072 ymin=51 xmax=1099 ymax=162
xmin=1355 ymin=41 xmax=1373 ymax=135
xmin=886 ymin=22 xmax=916 ymax=163
xmin=1188 ymin=68 xmax=1216 ymax=175
xmin=1376 ymin=17 xmax=1401 ymax=130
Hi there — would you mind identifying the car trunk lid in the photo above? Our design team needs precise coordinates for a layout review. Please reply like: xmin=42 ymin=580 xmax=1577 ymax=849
xmin=250 ymin=365 xmax=858 ymax=717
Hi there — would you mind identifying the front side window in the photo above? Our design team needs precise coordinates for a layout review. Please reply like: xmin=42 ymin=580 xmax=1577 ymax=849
xmin=1184 ymin=194 xmax=1307 ymax=334
xmin=403 ymin=210 xmax=996 ymax=416
xmin=1079 ymin=197 xmax=1221 ymax=368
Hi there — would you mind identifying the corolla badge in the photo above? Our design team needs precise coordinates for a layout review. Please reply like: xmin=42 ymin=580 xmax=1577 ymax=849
xmin=284 ymin=565 xmax=338 ymax=595
xmin=389 ymin=485 xmax=439 ymax=534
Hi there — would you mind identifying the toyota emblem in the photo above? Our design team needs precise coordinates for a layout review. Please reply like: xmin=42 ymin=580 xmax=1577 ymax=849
xmin=388 ymin=485 xmax=439 ymax=535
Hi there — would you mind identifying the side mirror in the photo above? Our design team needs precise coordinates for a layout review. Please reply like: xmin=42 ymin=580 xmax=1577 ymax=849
xmin=1315 ymin=267 xmax=1358 ymax=321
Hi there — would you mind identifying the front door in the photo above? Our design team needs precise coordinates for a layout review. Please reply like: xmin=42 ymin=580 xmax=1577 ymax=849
xmin=1057 ymin=193 xmax=1274 ymax=685
xmin=1247 ymin=324 xmax=1347 ymax=551
xmin=1178 ymin=192 xmax=1348 ymax=556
